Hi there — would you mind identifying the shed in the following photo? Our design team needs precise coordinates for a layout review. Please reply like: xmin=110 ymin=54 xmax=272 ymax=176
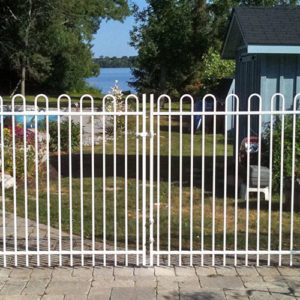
xmin=222 ymin=6 xmax=300 ymax=140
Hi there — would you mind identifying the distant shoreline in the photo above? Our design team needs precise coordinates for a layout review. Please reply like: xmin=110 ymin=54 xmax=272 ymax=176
xmin=94 ymin=56 xmax=136 ymax=69
xmin=98 ymin=67 xmax=132 ymax=70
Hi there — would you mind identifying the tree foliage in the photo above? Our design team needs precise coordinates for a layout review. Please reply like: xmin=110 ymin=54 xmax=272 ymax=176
xmin=186 ymin=47 xmax=235 ymax=95
xmin=0 ymin=0 xmax=130 ymax=95
xmin=129 ymin=0 xmax=209 ymax=97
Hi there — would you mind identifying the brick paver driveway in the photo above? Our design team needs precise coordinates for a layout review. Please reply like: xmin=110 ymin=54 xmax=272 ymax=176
xmin=1 ymin=212 xmax=300 ymax=299
xmin=0 ymin=266 xmax=299 ymax=299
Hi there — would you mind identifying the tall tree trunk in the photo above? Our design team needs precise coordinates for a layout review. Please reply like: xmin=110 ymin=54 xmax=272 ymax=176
xmin=20 ymin=0 xmax=32 ymax=97
xmin=194 ymin=0 xmax=206 ymax=9
xmin=21 ymin=64 xmax=25 ymax=96
xmin=159 ymin=65 xmax=166 ymax=108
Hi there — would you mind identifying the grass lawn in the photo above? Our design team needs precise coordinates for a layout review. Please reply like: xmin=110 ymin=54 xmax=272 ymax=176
xmin=2 ymin=102 xmax=300 ymax=254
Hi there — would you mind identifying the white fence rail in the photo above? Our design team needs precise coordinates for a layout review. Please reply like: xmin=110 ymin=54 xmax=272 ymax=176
xmin=0 ymin=93 xmax=299 ymax=267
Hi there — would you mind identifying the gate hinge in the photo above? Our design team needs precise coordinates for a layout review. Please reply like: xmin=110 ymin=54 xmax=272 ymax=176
xmin=136 ymin=131 xmax=155 ymax=138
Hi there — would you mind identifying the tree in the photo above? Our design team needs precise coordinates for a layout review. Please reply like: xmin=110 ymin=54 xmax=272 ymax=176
xmin=129 ymin=0 xmax=210 ymax=98
xmin=186 ymin=47 xmax=235 ymax=96
xmin=0 ymin=1 xmax=54 ymax=95
xmin=0 ymin=0 xmax=130 ymax=95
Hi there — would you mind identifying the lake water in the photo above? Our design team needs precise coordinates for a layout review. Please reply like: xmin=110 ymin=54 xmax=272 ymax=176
xmin=86 ymin=68 xmax=136 ymax=94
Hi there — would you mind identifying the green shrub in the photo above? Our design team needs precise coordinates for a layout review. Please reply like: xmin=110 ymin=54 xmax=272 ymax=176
xmin=264 ymin=116 xmax=300 ymax=193
xmin=49 ymin=120 xmax=80 ymax=152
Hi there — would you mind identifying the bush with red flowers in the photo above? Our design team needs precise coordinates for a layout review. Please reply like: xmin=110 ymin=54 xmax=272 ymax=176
xmin=1 ymin=125 xmax=45 ymax=183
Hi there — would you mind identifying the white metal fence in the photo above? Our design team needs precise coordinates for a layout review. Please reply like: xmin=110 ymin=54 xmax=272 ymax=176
xmin=0 ymin=93 xmax=300 ymax=267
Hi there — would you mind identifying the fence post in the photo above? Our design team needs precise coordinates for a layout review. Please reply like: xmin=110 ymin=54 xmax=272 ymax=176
xmin=149 ymin=94 xmax=154 ymax=266
xmin=142 ymin=94 xmax=147 ymax=265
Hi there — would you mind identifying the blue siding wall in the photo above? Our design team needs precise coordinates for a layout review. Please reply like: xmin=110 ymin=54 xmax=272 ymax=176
xmin=261 ymin=54 xmax=300 ymax=112
xmin=235 ymin=53 xmax=300 ymax=142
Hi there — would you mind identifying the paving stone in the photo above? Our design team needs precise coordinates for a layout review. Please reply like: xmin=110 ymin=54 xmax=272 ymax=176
xmin=236 ymin=266 xmax=259 ymax=277
xmin=175 ymin=267 xmax=196 ymax=277
xmin=46 ymin=280 xmax=91 ymax=295
xmin=88 ymin=293 xmax=110 ymax=300
xmin=0 ymin=296 xmax=41 ymax=300
xmin=265 ymin=280 xmax=291 ymax=291
xmin=279 ymin=267 xmax=300 ymax=277
xmin=200 ymin=276 xmax=244 ymax=289
xmin=0 ymin=269 xmax=11 ymax=278
xmin=72 ymin=268 xmax=93 ymax=281
xmin=88 ymin=286 xmax=111 ymax=299
xmin=263 ymin=275 xmax=286 ymax=282
xmin=31 ymin=268 xmax=53 ymax=279
xmin=110 ymin=287 xmax=156 ymax=300
xmin=248 ymin=290 xmax=271 ymax=300
xmin=155 ymin=266 xmax=175 ymax=277
xmin=0 ymin=280 xmax=8 ymax=292
xmin=180 ymin=289 xmax=226 ymax=300
xmin=240 ymin=274 xmax=264 ymax=287
xmin=242 ymin=280 xmax=269 ymax=289
xmin=171 ymin=275 xmax=195 ymax=283
xmin=157 ymin=277 xmax=179 ymax=290
xmin=22 ymin=279 xmax=50 ymax=295
xmin=135 ymin=278 xmax=157 ymax=288
xmin=269 ymin=292 xmax=297 ymax=300
xmin=93 ymin=267 xmax=113 ymax=279
xmin=176 ymin=276 xmax=199 ymax=283
xmin=226 ymin=295 xmax=249 ymax=300
xmin=157 ymin=289 xmax=179 ymax=300
xmin=91 ymin=278 xmax=115 ymax=289
xmin=64 ymin=295 xmax=88 ymax=300
xmin=195 ymin=266 xmax=217 ymax=276
xmin=256 ymin=266 xmax=281 ymax=277
xmin=216 ymin=267 xmax=237 ymax=276
xmin=111 ymin=279 xmax=135 ymax=288
xmin=224 ymin=288 xmax=249 ymax=300
xmin=134 ymin=267 xmax=155 ymax=277
xmin=249 ymin=290 xmax=295 ymax=300
xmin=283 ymin=277 xmax=300 ymax=295
xmin=179 ymin=280 xmax=201 ymax=293
xmin=179 ymin=285 xmax=203 ymax=295
xmin=0 ymin=279 xmax=28 ymax=295
xmin=114 ymin=267 xmax=134 ymax=277
xmin=9 ymin=268 xmax=32 ymax=279
xmin=51 ymin=268 xmax=73 ymax=280
xmin=244 ymin=277 xmax=291 ymax=292
xmin=93 ymin=277 xmax=134 ymax=288
xmin=41 ymin=296 xmax=64 ymax=300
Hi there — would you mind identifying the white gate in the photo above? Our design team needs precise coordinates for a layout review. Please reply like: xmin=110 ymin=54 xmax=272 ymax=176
xmin=0 ymin=93 xmax=300 ymax=267
xmin=148 ymin=93 xmax=300 ymax=267
xmin=0 ymin=94 xmax=147 ymax=267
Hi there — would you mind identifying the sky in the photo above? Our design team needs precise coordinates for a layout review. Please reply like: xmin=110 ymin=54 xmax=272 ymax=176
xmin=92 ymin=0 xmax=148 ymax=58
